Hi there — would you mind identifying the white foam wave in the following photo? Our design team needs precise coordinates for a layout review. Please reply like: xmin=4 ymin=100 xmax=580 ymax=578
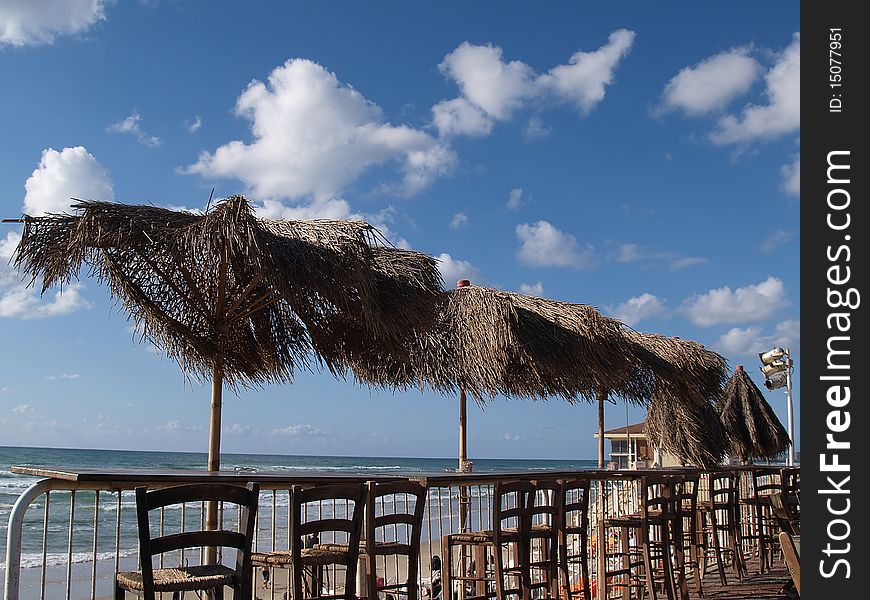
xmin=0 ymin=548 xmax=137 ymax=570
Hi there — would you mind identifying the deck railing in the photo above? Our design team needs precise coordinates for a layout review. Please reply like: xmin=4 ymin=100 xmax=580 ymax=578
xmin=2 ymin=467 xmax=792 ymax=600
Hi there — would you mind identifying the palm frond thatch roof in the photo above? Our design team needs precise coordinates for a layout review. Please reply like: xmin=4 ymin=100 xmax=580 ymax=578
xmin=12 ymin=196 xmax=442 ymax=388
xmin=717 ymin=366 xmax=790 ymax=462
xmin=627 ymin=332 xmax=729 ymax=468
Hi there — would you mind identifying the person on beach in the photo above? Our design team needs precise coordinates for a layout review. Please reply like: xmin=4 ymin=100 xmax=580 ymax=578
xmin=430 ymin=555 xmax=442 ymax=599
xmin=261 ymin=565 xmax=270 ymax=589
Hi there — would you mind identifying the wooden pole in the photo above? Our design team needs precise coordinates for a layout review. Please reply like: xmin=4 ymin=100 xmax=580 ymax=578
xmin=459 ymin=387 xmax=468 ymax=472
xmin=205 ymin=358 xmax=223 ymax=564
xmin=596 ymin=389 xmax=608 ymax=599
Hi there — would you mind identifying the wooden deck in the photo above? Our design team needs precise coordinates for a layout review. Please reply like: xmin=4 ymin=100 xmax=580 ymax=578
xmin=691 ymin=556 xmax=793 ymax=599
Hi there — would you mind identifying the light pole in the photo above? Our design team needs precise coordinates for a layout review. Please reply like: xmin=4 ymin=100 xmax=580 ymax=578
xmin=759 ymin=347 xmax=796 ymax=465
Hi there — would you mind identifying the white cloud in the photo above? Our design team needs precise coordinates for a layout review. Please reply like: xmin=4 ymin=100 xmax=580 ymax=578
xmin=223 ymin=423 xmax=254 ymax=436
xmin=711 ymin=33 xmax=800 ymax=145
xmin=11 ymin=404 xmax=31 ymax=414
xmin=436 ymin=253 xmax=482 ymax=288
xmin=682 ymin=276 xmax=788 ymax=326
xmin=717 ymin=318 xmax=800 ymax=356
xmin=431 ymin=97 xmax=493 ymax=137
xmin=781 ymin=154 xmax=800 ymax=197
xmin=669 ymin=256 xmax=708 ymax=271
xmin=157 ymin=420 xmax=202 ymax=433
xmin=606 ymin=293 xmax=669 ymax=326
xmin=761 ymin=229 xmax=795 ymax=253
xmin=506 ymin=188 xmax=524 ymax=210
xmin=516 ymin=221 xmax=597 ymax=269
xmin=107 ymin=112 xmax=161 ymax=147
xmin=518 ymin=282 xmax=544 ymax=296
xmin=0 ymin=283 xmax=92 ymax=319
xmin=450 ymin=212 xmax=469 ymax=230
xmin=613 ymin=243 xmax=706 ymax=271
xmin=658 ymin=47 xmax=761 ymax=116
xmin=187 ymin=115 xmax=202 ymax=133
xmin=0 ymin=0 xmax=107 ymax=47
xmin=503 ymin=432 xmax=521 ymax=442
xmin=537 ymin=29 xmax=636 ymax=115
xmin=185 ymin=58 xmax=454 ymax=200
xmin=46 ymin=373 xmax=80 ymax=380
xmin=523 ymin=116 xmax=551 ymax=140
xmin=433 ymin=30 xmax=635 ymax=137
xmin=24 ymin=146 xmax=114 ymax=216
xmin=271 ymin=424 xmax=327 ymax=437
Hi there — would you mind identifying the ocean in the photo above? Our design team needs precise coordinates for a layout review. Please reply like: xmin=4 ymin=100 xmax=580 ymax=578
xmin=0 ymin=445 xmax=596 ymax=579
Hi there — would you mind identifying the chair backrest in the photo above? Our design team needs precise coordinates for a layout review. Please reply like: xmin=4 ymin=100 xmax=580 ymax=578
xmin=673 ymin=472 xmax=700 ymax=518
xmin=781 ymin=467 xmax=800 ymax=505
xmin=751 ymin=468 xmax=782 ymax=499
xmin=769 ymin=491 xmax=799 ymax=535
xmin=706 ymin=470 xmax=738 ymax=510
xmin=290 ymin=483 xmax=366 ymax=600
xmin=531 ymin=479 xmax=561 ymax=532
xmin=779 ymin=531 xmax=801 ymax=595
xmin=639 ymin=474 xmax=674 ymax=519
xmin=560 ymin=479 xmax=591 ymax=535
xmin=492 ymin=480 xmax=536 ymax=541
xmin=364 ymin=480 xmax=428 ymax=600
xmin=134 ymin=482 xmax=260 ymax=599
xmin=559 ymin=479 xmax=591 ymax=600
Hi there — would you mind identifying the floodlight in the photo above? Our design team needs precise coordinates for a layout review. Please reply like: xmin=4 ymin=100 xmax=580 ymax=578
xmin=761 ymin=359 xmax=788 ymax=377
xmin=764 ymin=372 xmax=788 ymax=391
xmin=759 ymin=347 xmax=785 ymax=365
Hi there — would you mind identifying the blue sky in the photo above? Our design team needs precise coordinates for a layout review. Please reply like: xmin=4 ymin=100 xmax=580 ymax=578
xmin=0 ymin=1 xmax=799 ymax=460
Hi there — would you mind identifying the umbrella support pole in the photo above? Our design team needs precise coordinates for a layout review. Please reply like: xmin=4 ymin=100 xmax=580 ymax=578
xmin=205 ymin=361 xmax=223 ymax=565
xmin=597 ymin=391 xmax=607 ymax=599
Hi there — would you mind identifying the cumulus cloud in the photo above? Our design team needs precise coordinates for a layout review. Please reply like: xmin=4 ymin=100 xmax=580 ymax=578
xmin=107 ymin=112 xmax=161 ymax=147
xmin=432 ymin=30 xmax=635 ymax=137
xmin=518 ymin=282 xmax=544 ymax=296
xmin=781 ymin=154 xmax=800 ymax=197
xmin=716 ymin=318 xmax=800 ymax=356
xmin=669 ymin=256 xmax=708 ymax=271
xmin=272 ymin=424 xmax=327 ymax=437
xmin=682 ymin=276 xmax=788 ymax=326
xmin=450 ymin=212 xmax=469 ymax=230
xmin=711 ymin=33 xmax=800 ymax=145
xmin=658 ymin=47 xmax=762 ymax=116
xmin=516 ymin=221 xmax=597 ymax=269
xmin=606 ymin=293 xmax=669 ymax=326
xmin=223 ymin=423 xmax=254 ymax=436
xmin=506 ymin=188 xmax=524 ymax=210
xmin=1 ymin=146 xmax=110 ymax=320
xmin=24 ymin=146 xmax=114 ymax=216
xmin=0 ymin=0 xmax=107 ymax=47
xmin=0 ymin=282 xmax=92 ymax=318
xmin=761 ymin=229 xmax=795 ymax=253
xmin=436 ymin=253 xmax=482 ymax=287
xmin=185 ymin=59 xmax=454 ymax=200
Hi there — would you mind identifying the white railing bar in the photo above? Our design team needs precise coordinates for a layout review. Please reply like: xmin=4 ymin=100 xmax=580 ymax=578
xmin=66 ymin=490 xmax=76 ymax=600
xmin=91 ymin=491 xmax=100 ymax=600
xmin=4 ymin=478 xmax=54 ymax=600
xmin=40 ymin=490 xmax=50 ymax=600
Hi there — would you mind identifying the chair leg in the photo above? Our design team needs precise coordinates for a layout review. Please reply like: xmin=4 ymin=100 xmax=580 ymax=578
xmin=114 ymin=582 xmax=125 ymax=600
xmin=493 ymin=542 xmax=506 ymax=600
xmin=442 ymin=537 xmax=453 ymax=600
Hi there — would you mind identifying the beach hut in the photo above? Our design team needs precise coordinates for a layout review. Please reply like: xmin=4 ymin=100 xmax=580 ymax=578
xmin=717 ymin=365 xmax=790 ymax=462
xmin=10 ymin=196 xmax=442 ymax=535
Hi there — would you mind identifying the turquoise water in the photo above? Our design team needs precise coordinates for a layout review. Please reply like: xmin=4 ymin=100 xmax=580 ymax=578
xmin=0 ymin=445 xmax=596 ymax=572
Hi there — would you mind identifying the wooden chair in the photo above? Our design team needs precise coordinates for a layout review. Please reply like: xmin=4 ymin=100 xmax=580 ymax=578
xmin=362 ymin=480 xmax=428 ymax=600
xmin=698 ymin=470 xmax=746 ymax=585
xmin=604 ymin=475 xmax=678 ymax=600
xmin=251 ymin=483 xmax=366 ymax=600
xmin=671 ymin=473 xmax=703 ymax=600
xmin=527 ymin=479 xmax=561 ymax=599
xmin=115 ymin=482 xmax=260 ymax=600
xmin=779 ymin=532 xmax=800 ymax=596
xmin=558 ymin=479 xmax=591 ymax=600
xmin=769 ymin=491 xmax=800 ymax=536
xmin=442 ymin=480 xmax=536 ymax=600
xmin=739 ymin=469 xmax=782 ymax=573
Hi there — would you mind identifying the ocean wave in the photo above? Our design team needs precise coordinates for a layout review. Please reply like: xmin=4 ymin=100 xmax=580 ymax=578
xmin=265 ymin=464 xmax=406 ymax=472
xmin=0 ymin=548 xmax=137 ymax=570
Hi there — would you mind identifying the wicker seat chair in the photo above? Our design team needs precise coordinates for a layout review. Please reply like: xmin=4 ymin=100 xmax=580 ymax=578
xmin=114 ymin=482 xmax=260 ymax=600
xmin=251 ymin=483 xmax=366 ymax=600
xmin=698 ymin=470 xmax=746 ymax=585
xmin=558 ymin=479 xmax=592 ymax=600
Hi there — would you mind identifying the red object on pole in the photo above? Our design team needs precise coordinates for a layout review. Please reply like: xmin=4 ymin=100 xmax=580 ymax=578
xmin=736 ymin=365 xmax=744 ymax=372
xmin=457 ymin=279 xmax=471 ymax=288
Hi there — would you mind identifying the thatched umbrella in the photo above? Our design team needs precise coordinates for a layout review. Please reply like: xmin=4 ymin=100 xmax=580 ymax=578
xmin=716 ymin=365 xmax=790 ymax=462
xmin=625 ymin=332 xmax=728 ymax=468
xmin=10 ymin=196 xmax=442 ymax=537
